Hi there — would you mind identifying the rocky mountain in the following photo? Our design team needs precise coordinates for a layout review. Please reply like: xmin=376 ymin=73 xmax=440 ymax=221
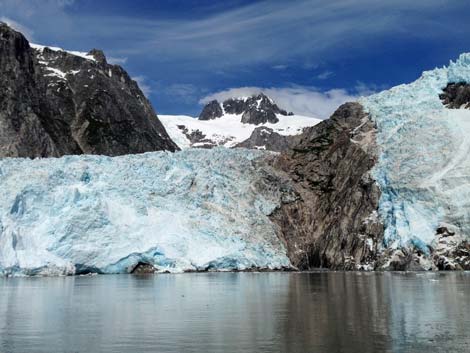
xmin=198 ymin=100 xmax=223 ymax=121
xmin=235 ymin=127 xmax=296 ymax=152
xmin=0 ymin=23 xmax=178 ymax=158
xmin=268 ymin=103 xmax=383 ymax=270
xmin=160 ymin=94 xmax=321 ymax=150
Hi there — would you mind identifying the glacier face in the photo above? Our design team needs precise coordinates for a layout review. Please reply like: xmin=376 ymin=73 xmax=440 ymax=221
xmin=0 ymin=148 xmax=290 ymax=276
xmin=361 ymin=54 xmax=470 ymax=255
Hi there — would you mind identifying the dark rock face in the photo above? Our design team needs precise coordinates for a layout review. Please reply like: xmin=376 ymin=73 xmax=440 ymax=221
xmin=268 ymin=102 xmax=384 ymax=270
xmin=176 ymin=125 xmax=223 ymax=148
xmin=440 ymin=82 xmax=470 ymax=109
xmin=130 ymin=262 xmax=156 ymax=274
xmin=0 ymin=23 xmax=178 ymax=158
xmin=430 ymin=225 xmax=470 ymax=270
xmin=236 ymin=127 xmax=297 ymax=152
xmin=223 ymin=93 xmax=289 ymax=118
xmin=228 ymin=93 xmax=288 ymax=125
xmin=198 ymin=100 xmax=223 ymax=120
xmin=240 ymin=109 xmax=278 ymax=125
xmin=197 ymin=93 xmax=292 ymax=125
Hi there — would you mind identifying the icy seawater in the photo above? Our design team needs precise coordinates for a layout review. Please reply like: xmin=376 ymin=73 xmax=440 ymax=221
xmin=1 ymin=272 xmax=470 ymax=353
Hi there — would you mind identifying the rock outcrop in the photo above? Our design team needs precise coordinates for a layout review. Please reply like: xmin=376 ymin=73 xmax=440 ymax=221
xmin=235 ymin=126 xmax=297 ymax=152
xmin=198 ymin=100 xmax=223 ymax=120
xmin=0 ymin=23 xmax=178 ymax=158
xmin=176 ymin=125 xmax=226 ymax=149
xmin=439 ymin=82 xmax=470 ymax=109
xmin=268 ymin=103 xmax=384 ymax=270
xmin=130 ymin=262 xmax=157 ymax=274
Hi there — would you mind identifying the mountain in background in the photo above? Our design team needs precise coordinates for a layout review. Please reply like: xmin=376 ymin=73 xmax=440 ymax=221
xmin=159 ymin=93 xmax=321 ymax=151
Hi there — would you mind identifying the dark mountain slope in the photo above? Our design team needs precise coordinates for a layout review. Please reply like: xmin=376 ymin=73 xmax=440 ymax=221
xmin=0 ymin=23 xmax=178 ymax=157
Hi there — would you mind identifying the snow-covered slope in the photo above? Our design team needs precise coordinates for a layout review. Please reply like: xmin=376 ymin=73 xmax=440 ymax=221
xmin=0 ymin=149 xmax=290 ymax=276
xmin=30 ymin=43 xmax=97 ymax=62
xmin=159 ymin=113 xmax=321 ymax=149
xmin=361 ymin=53 xmax=470 ymax=268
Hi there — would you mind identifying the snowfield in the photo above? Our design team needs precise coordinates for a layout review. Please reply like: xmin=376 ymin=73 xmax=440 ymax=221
xmin=361 ymin=53 xmax=470 ymax=255
xmin=0 ymin=149 xmax=290 ymax=276
xmin=159 ymin=113 xmax=322 ymax=149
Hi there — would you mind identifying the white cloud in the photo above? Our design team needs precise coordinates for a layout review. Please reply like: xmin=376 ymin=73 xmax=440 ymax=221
xmin=317 ymin=71 xmax=333 ymax=80
xmin=272 ymin=64 xmax=288 ymax=70
xmin=0 ymin=16 xmax=34 ymax=40
xmin=107 ymin=56 xmax=128 ymax=65
xmin=132 ymin=75 xmax=152 ymax=97
xmin=354 ymin=81 xmax=387 ymax=96
xmin=200 ymin=85 xmax=371 ymax=119
xmin=165 ymin=83 xmax=202 ymax=104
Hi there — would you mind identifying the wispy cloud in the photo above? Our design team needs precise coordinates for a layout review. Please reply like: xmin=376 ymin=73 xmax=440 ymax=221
xmin=317 ymin=71 xmax=334 ymax=80
xmin=0 ymin=16 xmax=35 ymax=40
xmin=107 ymin=56 xmax=128 ymax=65
xmin=354 ymin=81 xmax=388 ymax=96
xmin=272 ymin=64 xmax=288 ymax=70
xmin=165 ymin=83 xmax=202 ymax=104
xmin=1 ymin=0 xmax=465 ymax=69
xmin=200 ymin=85 xmax=373 ymax=119
xmin=132 ymin=75 xmax=152 ymax=97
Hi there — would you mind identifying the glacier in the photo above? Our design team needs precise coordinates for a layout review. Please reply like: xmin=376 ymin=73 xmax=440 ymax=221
xmin=0 ymin=148 xmax=290 ymax=276
xmin=361 ymin=53 xmax=470 ymax=259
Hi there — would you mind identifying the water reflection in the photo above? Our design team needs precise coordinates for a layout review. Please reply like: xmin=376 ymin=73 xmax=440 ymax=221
xmin=0 ymin=272 xmax=469 ymax=352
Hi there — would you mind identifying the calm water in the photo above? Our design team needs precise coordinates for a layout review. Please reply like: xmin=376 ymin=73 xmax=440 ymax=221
xmin=0 ymin=272 xmax=469 ymax=353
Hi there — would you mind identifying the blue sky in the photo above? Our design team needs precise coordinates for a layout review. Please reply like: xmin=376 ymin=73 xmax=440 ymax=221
xmin=1 ymin=0 xmax=470 ymax=117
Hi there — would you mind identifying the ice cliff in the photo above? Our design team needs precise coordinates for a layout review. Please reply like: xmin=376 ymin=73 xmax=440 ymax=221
xmin=0 ymin=149 xmax=291 ymax=276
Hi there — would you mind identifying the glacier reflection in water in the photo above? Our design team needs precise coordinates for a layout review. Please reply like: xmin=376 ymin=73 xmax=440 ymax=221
xmin=0 ymin=272 xmax=469 ymax=353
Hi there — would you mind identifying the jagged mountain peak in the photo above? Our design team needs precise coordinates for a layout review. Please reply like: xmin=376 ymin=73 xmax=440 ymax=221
xmin=198 ymin=92 xmax=292 ymax=124
xmin=87 ymin=48 xmax=107 ymax=64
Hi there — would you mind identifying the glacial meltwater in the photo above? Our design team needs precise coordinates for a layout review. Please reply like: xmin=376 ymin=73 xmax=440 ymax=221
xmin=0 ymin=272 xmax=469 ymax=353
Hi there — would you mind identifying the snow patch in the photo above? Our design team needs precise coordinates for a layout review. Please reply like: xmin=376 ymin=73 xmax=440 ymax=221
xmin=44 ymin=67 xmax=66 ymax=79
xmin=30 ymin=43 xmax=96 ymax=62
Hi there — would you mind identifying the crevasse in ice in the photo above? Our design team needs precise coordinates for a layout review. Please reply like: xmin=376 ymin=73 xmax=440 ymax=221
xmin=361 ymin=53 xmax=470 ymax=252
xmin=0 ymin=148 xmax=290 ymax=276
